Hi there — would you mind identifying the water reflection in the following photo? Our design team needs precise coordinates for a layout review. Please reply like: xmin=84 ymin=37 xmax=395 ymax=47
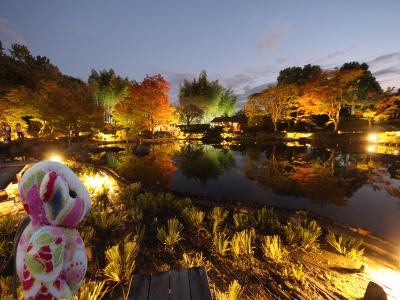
xmin=175 ymin=144 xmax=235 ymax=185
xmin=102 ymin=142 xmax=400 ymax=241
xmin=244 ymin=146 xmax=372 ymax=206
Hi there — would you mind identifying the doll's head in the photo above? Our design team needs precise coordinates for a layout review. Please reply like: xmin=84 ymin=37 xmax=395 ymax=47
xmin=19 ymin=160 xmax=91 ymax=228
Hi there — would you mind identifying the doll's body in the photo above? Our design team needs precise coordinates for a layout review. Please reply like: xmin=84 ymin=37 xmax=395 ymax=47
xmin=16 ymin=161 xmax=91 ymax=300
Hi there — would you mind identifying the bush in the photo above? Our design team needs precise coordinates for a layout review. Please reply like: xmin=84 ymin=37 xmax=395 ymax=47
xmin=127 ymin=207 xmax=144 ymax=223
xmin=209 ymin=207 xmax=229 ymax=233
xmin=253 ymin=207 xmax=280 ymax=231
xmin=156 ymin=217 xmax=184 ymax=251
xmin=182 ymin=207 xmax=205 ymax=228
xmin=233 ymin=213 xmax=251 ymax=231
xmin=181 ymin=251 xmax=208 ymax=269
xmin=73 ymin=280 xmax=108 ymax=300
xmin=104 ymin=238 xmax=140 ymax=296
xmin=283 ymin=219 xmax=321 ymax=249
xmin=214 ymin=280 xmax=244 ymax=300
xmin=326 ymin=231 xmax=364 ymax=258
xmin=230 ymin=229 xmax=255 ymax=261
xmin=213 ymin=230 xmax=230 ymax=257
xmin=261 ymin=235 xmax=287 ymax=263
xmin=119 ymin=182 xmax=141 ymax=209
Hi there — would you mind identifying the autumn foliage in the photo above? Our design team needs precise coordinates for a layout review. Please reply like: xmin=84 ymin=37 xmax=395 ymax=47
xmin=114 ymin=75 xmax=174 ymax=134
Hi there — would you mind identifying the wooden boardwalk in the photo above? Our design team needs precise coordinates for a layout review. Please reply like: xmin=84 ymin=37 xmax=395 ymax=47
xmin=128 ymin=266 xmax=212 ymax=300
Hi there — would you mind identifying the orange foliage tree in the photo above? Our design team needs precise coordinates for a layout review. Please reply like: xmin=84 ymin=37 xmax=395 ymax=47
xmin=114 ymin=74 xmax=174 ymax=134
xmin=299 ymin=69 xmax=363 ymax=131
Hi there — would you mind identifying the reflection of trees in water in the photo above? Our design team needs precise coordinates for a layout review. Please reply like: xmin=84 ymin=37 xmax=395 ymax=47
xmin=243 ymin=146 xmax=392 ymax=206
xmin=176 ymin=144 xmax=235 ymax=185
xmin=114 ymin=143 xmax=179 ymax=187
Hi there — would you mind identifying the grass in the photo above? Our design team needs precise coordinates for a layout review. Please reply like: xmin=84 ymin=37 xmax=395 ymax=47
xmin=156 ymin=217 xmax=184 ymax=251
xmin=214 ymin=280 xmax=244 ymax=300
xmin=261 ymin=235 xmax=287 ymax=263
xmin=73 ymin=280 xmax=108 ymax=300
xmin=0 ymin=177 xmax=377 ymax=300
xmin=253 ymin=207 xmax=280 ymax=231
xmin=233 ymin=212 xmax=251 ymax=231
xmin=283 ymin=219 xmax=321 ymax=249
xmin=182 ymin=207 xmax=205 ymax=228
xmin=209 ymin=207 xmax=229 ymax=233
xmin=213 ymin=230 xmax=230 ymax=257
xmin=230 ymin=229 xmax=255 ymax=262
xmin=181 ymin=251 xmax=208 ymax=269
xmin=326 ymin=231 xmax=364 ymax=258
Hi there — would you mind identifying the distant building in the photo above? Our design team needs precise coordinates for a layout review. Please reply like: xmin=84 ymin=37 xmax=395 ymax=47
xmin=210 ymin=116 xmax=247 ymax=132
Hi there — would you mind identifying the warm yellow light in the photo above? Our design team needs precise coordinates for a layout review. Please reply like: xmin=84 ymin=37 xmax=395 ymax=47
xmin=81 ymin=171 xmax=115 ymax=195
xmin=368 ymin=267 xmax=400 ymax=299
xmin=368 ymin=133 xmax=378 ymax=143
xmin=48 ymin=154 xmax=63 ymax=163
xmin=286 ymin=132 xmax=313 ymax=139
xmin=367 ymin=145 xmax=376 ymax=153
xmin=338 ymin=130 xmax=342 ymax=134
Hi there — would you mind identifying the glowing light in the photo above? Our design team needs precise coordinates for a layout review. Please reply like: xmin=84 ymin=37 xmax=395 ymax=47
xmin=368 ymin=134 xmax=378 ymax=142
xmin=48 ymin=154 xmax=63 ymax=163
xmin=338 ymin=130 xmax=342 ymax=134
xmin=367 ymin=145 xmax=376 ymax=153
xmin=286 ymin=132 xmax=313 ymax=139
xmin=81 ymin=171 xmax=115 ymax=195
xmin=368 ymin=267 xmax=400 ymax=299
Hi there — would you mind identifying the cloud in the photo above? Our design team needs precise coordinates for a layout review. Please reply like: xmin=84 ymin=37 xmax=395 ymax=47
xmin=369 ymin=52 xmax=400 ymax=89
xmin=256 ymin=19 xmax=290 ymax=51
xmin=0 ymin=17 xmax=26 ymax=45
xmin=313 ymin=45 xmax=357 ymax=64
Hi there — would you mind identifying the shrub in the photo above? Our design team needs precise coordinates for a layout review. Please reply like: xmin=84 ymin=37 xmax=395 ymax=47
xmin=290 ymin=264 xmax=306 ymax=285
xmin=213 ymin=230 xmax=230 ymax=257
xmin=326 ymin=231 xmax=364 ymax=258
xmin=283 ymin=219 xmax=321 ymax=249
xmin=80 ymin=226 xmax=96 ymax=246
xmin=119 ymin=182 xmax=142 ymax=210
xmin=181 ymin=251 xmax=208 ymax=270
xmin=156 ymin=217 xmax=184 ymax=251
xmin=182 ymin=207 xmax=205 ymax=228
xmin=214 ymin=280 xmax=243 ymax=300
xmin=233 ymin=213 xmax=250 ymax=231
xmin=230 ymin=229 xmax=255 ymax=261
xmin=73 ymin=280 xmax=108 ymax=300
xmin=104 ymin=239 xmax=140 ymax=285
xmin=253 ymin=207 xmax=280 ymax=231
xmin=173 ymin=197 xmax=192 ymax=212
xmin=0 ymin=216 xmax=19 ymax=236
xmin=209 ymin=207 xmax=229 ymax=233
xmin=127 ymin=207 xmax=144 ymax=223
xmin=91 ymin=208 xmax=121 ymax=230
xmin=261 ymin=235 xmax=287 ymax=263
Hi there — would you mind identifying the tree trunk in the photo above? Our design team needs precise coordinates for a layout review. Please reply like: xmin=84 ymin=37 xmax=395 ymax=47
xmin=368 ymin=118 xmax=372 ymax=129
xmin=273 ymin=121 xmax=278 ymax=132
xmin=334 ymin=109 xmax=340 ymax=132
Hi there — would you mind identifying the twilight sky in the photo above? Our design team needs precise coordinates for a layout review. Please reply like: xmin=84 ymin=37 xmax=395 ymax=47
xmin=1 ymin=0 xmax=399 ymax=106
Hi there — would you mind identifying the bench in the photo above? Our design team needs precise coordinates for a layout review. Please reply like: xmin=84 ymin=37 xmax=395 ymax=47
xmin=128 ymin=266 xmax=212 ymax=300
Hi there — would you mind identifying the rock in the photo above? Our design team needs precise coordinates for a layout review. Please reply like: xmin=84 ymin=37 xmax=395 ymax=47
xmin=363 ymin=281 xmax=387 ymax=300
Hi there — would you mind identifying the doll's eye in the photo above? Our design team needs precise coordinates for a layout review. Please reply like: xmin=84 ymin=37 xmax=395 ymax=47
xmin=69 ymin=190 xmax=77 ymax=198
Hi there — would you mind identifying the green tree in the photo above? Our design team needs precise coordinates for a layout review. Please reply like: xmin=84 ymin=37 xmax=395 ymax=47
xmin=277 ymin=64 xmax=322 ymax=85
xmin=179 ymin=71 xmax=236 ymax=122
xmin=88 ymin=69 xmax=131 ymax=124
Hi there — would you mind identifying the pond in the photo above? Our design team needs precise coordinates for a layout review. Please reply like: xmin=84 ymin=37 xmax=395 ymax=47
xmin=96 ymin=141 xmax=400 ymax=244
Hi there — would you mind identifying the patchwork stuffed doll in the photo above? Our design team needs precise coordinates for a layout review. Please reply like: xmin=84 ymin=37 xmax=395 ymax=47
xmin=16 ymin=160 xmax=91 ymax=299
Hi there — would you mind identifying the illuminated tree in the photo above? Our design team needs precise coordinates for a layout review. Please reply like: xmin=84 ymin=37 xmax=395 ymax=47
xmin=177 ymin=103 xmax=204 ymax=126
xmin=179 ymin=71 xmax=236 ymax=122
xmin=375 ymin=90 xmax=400 ymax=121
xmin=299 ymin=69 xmax=363 ymax=131
xmin=114 ymin=74 xmax=174 ymax=134
xmin=88 ymin=69 xmax=131 ymax=124
xmin=246 ymin=84 xmax=299 ymax=131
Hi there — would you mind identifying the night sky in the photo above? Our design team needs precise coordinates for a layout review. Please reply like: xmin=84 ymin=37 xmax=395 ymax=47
xmin=1 ymin=0 xmax=399 ymax=106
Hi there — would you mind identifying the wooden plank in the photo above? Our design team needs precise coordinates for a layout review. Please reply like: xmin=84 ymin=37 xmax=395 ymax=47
xmin=188 ymin=266 xmax=212 ymax=300
xmin=128 ymin=274 xmax=151 ymax=300
xmin=148 ymin=271 xmax=170 ymax=300
xmin=170 ymin=268 xmax=191 ymax=300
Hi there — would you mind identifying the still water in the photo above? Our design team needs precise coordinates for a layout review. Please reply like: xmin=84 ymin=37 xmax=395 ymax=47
xmin=98 ymin=142 xmax=400 ymax=244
